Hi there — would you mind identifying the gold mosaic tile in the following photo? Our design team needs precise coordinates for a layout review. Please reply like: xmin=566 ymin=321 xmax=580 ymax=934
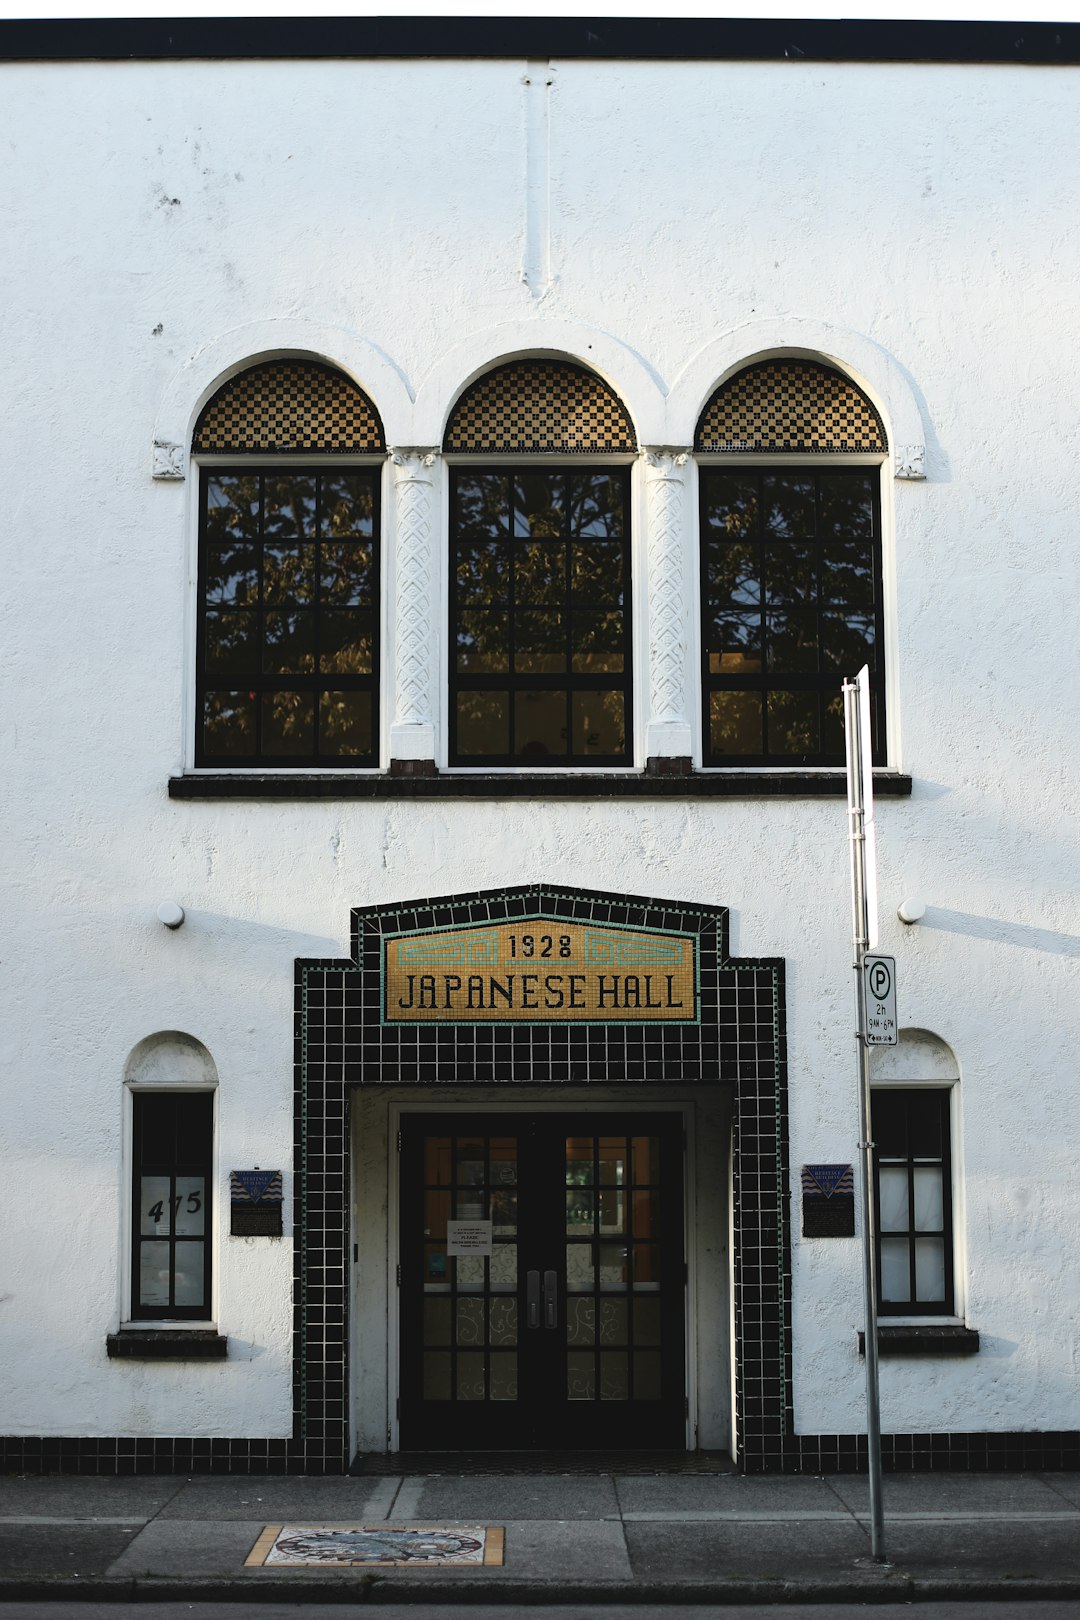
xmin=696 ymin=360 xmax=887 ymax=454
xmin=193 ymin=361 xmax=384 ymax=454
xmin=444 ymin=360 xmax=636 ymax=454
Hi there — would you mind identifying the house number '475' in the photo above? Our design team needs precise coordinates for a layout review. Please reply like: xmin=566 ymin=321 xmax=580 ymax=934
xmin=148 ymin=1193 xmax=202 ymax=1221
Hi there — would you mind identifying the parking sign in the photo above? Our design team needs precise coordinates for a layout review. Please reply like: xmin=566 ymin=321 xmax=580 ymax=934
xmin=862 ymin=954 xmax=897 ymax=1045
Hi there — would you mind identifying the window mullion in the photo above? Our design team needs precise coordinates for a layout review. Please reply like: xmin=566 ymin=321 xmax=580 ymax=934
xmin=255 ymin=471 xmax=266 ymax=757
xmin=507 ymin=472 xmax=517 ymax=761
xmin=757 ymin=471 xmax=768 ymax=757
xmin=813 ymin=468 xmax=825 ymax=760
xmin=563 ymin=473 xmax=573 ymax=760
xmin=312 ymin=472 xmax=322 ymax=758
xmin=907 ymin=1149 xmax=918 ymax=1307
xmin=168 ymin=1170 xmax=178 ymax=1312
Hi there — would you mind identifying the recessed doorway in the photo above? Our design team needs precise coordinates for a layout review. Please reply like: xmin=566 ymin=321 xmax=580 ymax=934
xmin=398 ymin=1111 xmax=685 ymax=1450
xmin=349 ymin=1085 xmax=733 ymax=1460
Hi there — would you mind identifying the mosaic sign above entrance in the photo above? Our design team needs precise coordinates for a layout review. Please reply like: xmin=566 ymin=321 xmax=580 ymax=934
xmin=384 ymin=918 xmax=697 ymax=1024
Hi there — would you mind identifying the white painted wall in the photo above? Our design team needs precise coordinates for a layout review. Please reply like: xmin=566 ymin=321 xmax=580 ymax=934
xmin=1 ymin=53 xmax=1078 ymax=1442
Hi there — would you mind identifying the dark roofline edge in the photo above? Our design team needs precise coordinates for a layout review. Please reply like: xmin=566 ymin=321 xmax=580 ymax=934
xmin=2 ymin=16 xmax=1079 ymax=66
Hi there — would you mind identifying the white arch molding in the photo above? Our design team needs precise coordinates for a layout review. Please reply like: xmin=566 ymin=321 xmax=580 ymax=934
xmin=153 ymin=316 xmax=926 ymax=475
xmin=123 ymin=1030 xmax=219 ymax=1088
xmin=667 ymin=318 xmax=927 ymax=478
xmin=151 ymin=320 xmax=414 ymax=477
xmin=871 ymin=1027 xmax=960 ymax=1083
xmin=410 ymin=319 xmax=667 ymax=449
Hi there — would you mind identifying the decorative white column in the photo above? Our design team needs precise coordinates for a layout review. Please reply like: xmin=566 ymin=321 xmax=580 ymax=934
xmin=389 ymin=449 xmax=439 ymax=772
xmin=642 ymin=448 xmax=693 ymax=767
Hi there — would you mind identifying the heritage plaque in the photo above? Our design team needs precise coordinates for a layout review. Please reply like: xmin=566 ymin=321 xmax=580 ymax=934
xmin=801 ymin=1164 xmax=855 ymax=1238
xmin=230 ymin=1169 xmax=284 ymax=1237
xmin=384 ymin=918 xmax=696 ymax=1024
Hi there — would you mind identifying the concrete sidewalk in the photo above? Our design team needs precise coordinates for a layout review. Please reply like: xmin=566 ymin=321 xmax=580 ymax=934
xmin=1 ymin=1466 xmax=1078 ymax=1605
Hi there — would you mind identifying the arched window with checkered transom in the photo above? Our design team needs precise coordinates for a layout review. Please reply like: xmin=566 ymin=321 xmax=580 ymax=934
xmin=696 ymin=360 xmax=888 ymax=766
xmin=444 ymin=359 xmax=637 ymax=767
xmin=192 ymin=360 xmax=384 ymax=767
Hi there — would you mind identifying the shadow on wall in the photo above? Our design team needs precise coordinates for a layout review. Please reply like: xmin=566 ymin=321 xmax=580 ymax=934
xmin=160 ymin=910 xmax=342 ymax=964
xmin=922 ymin=908 xmax=1080 ymax=959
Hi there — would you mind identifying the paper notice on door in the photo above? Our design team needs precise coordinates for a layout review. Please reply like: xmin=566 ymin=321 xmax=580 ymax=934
xmin=446 ymin=1219 xmax=494 ymax=1257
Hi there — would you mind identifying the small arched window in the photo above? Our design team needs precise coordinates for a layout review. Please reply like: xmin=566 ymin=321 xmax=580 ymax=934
xmin=871 ymin=1031 xmax=961 ymax=1317
xmin=124 ymin=1033 xmax=219 ymax=1324
xmin=445 ymin=359 xmax=636 ymax=766
xmin=193 ymin=360 xmax=385 ymax=767
xmin=696 ymin=360 xmax=887 ymax=766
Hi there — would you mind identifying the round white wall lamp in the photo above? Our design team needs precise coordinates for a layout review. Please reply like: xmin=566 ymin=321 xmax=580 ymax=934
xmin=157 ymin=901 xmax=186 ymax=930
xmin=897 ymin=897 xmax=926 ymax=925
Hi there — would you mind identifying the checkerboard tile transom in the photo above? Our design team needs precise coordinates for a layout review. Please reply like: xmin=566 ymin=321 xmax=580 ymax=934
xmin=444 ymin=360 xmax=636 ymax=454
xmin=696 ymin=361 xmax=887 ymax=454
xmin=193 ymin=361 xmax=385 ymax=453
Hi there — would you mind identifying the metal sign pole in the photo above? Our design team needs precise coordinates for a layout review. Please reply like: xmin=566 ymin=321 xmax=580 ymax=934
xmin=843 ymin=673 xmax=886 ymax=1562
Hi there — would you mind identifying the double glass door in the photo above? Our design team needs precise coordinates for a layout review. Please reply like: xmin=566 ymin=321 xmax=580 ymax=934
xmin=398 ymin=1112 xmax=685 ymax=1450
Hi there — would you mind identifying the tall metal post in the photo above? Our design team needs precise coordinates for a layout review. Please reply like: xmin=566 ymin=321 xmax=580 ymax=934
xmin=843 ymin=674 xmax=886 ymax=1562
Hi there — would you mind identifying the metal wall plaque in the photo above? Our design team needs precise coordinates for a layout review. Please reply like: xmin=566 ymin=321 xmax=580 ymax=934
xmin=230 ymin=1169 xmax=283 ymax=1237
xmin=801 ymin=1164 xmax=855 ymax=1238
xmin=384 ymin=918 xmax=697 ymax=1025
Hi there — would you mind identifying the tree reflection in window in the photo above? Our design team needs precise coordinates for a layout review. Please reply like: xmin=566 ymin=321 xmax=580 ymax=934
xmin=700 ymin=469 xmax=884 ymax=764
xmin=198 ymin=469 xmax=379 ymax=765
xmin=450 ymin=469 xmax=631 ymax=765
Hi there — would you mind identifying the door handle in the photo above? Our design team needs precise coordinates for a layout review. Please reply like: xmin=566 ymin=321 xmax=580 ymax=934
xmin=543 ymin=1269 xmax=558 ymax=1330
xmin=526 ymin=1269 xmax=540 ymax=1330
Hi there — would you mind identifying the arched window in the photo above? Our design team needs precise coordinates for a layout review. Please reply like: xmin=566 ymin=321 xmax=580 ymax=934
xmin=696 ymin=359 xmax=887 ymax=766
xmin=123 ymin=1033 xmax=219 ymax=1325
xmin=445 ymin=359 xmax=636 ymax=766
xmin=871 ymin=1031 xmax=961 ymax=1318
xmin=193 ymin=360 xmax=384 ymax=767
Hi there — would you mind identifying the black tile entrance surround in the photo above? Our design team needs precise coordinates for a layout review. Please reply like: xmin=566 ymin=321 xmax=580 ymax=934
xmin=288 ymin=885 xmax=790 ymax=1475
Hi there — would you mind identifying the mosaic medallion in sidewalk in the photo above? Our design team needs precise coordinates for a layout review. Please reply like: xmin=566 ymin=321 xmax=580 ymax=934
xmin=245 ymin=1523 xmax=504 ymax=1567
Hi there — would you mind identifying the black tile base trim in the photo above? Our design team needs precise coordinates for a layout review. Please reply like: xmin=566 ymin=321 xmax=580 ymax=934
xmin=106 ymin=1331 xmax=228 ymax=1360
xmin=858 ymin=1325 xmax=980 ymax=1356
xmin=3 ymin=1430 xmax=1077 ymax=1476
xmin=169 ymin=770 xmax=912 ymax=801
xmin=754 ymin=1430 xmax=1080 ymax=1474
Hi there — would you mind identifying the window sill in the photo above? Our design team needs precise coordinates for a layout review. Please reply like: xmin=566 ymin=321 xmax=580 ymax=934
xmin=107 ymin=1329 xmax=228 ymax=1360
xmin=169 ymin=769 xmax=912 ymax=801
xmin=858 ymin=1325 xmax=980 ymax=1357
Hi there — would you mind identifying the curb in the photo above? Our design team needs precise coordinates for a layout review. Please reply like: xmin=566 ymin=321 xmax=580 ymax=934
xmin=2 ymin=1575 xmax=1080 ymax=1605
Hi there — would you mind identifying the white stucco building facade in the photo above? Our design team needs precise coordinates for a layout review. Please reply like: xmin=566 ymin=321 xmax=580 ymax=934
xmin=2 ymin=16 xmax=1078 ymax=1474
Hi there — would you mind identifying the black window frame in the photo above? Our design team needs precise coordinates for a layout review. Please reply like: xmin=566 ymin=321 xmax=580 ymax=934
xmin=872 ymin=1086 xmax=955 ymax=1317
xmin=195 ymin=462 xmax=382 ymax=768
xmin=130 ymin=1090 xmax=214 ymax=1322
xmin=448 ymin=464 xmax=634 ymax=768
xmin=698 ymin=463 xmax=886 ymax=766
